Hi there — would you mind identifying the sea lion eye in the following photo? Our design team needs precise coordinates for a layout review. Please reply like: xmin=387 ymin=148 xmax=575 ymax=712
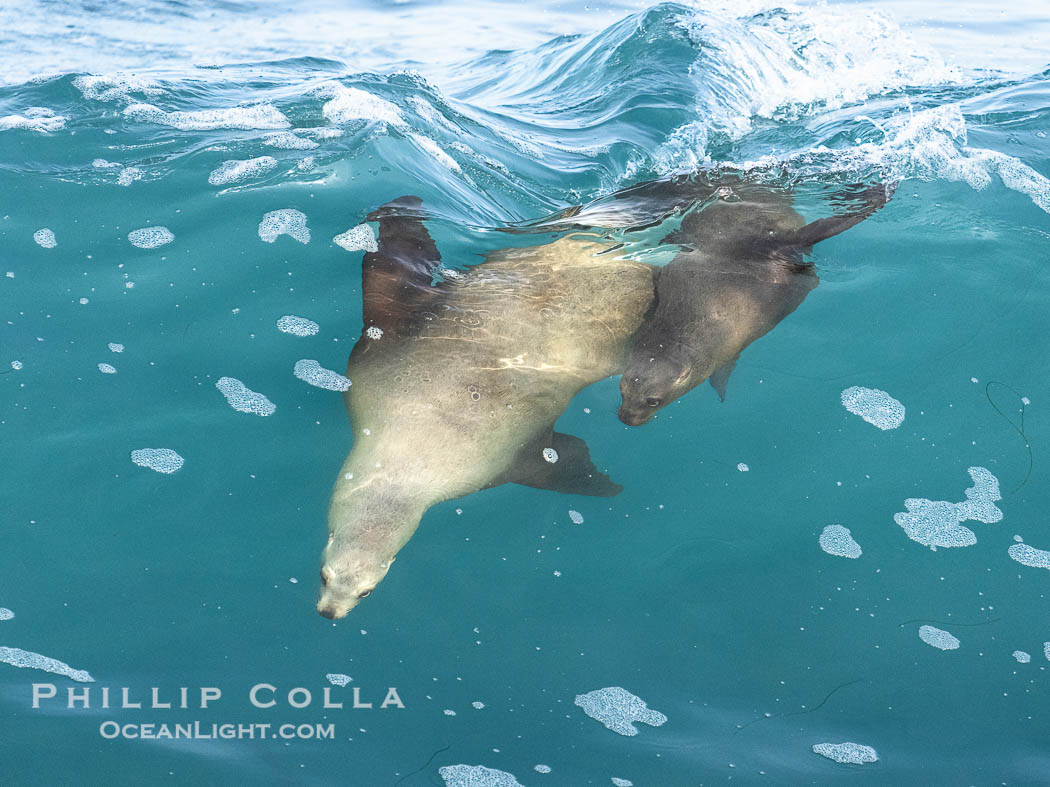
xmin=358 ymin=589 xmax=372 ymax=599
xmin=646 ymin=397 xmax=662 ymax=407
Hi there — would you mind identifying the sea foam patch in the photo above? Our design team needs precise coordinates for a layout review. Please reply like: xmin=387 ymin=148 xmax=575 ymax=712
xmin=1008 ymin=540 xmax=1050 ymax=570
xmin=0 ymin=609 xmax=14 ymax=621
xmin=812 ymin=742 xmax=878 ymax=764
xmin=574 ymin=687 xmax=667 ymax=736
xmin=326 ymin=673 xmax=352 ymax=687
xmin=293 ymin=359 xmax=351 ymax=392
xmin=124 ymin=102 xmax=290 ymax=130
xmin=438 ymin=765 xmax=523 ymax=787
xmin=841 ymin=386 xmax=905 ymax=429
xmin=259 ymin=209 xmax=310 ymax=244
xmin=918 ymin=625 xmax=960 ymax=650
xmin=0 ymin=646 xmax=94 ymax=682
xmin=264 ymin=131 xmax=319 ymax=150
xmin=316 ymin=83 xmax=406 ymax=128
xmin=333 ymin=224 xmax=377 ymax=253
xmin=215 ymin=377 xmax=276 ymax=416
xmin=894 ymin=467 xmax=1002 ymax=549
xmin=128 ymin=226 xmax=174 ymax=249
xmin=276 ymin=315 xmax=320 ymax=337
xmin=819 ymin=525 xmax=862 ymax=558
xmin=131 ymin=448 xmax=184 ymax=474
xmin=33 ymin=228 xmax=57 ymax=248
xmin=208 ymin=156 xmax=277 ymax=186
xmin=1 ymin=109 xmax=65 ymax=133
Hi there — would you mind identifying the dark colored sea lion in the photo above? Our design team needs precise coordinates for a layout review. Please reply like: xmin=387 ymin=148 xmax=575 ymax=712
xmin=617 ymin=180 xmax=893 ymax=426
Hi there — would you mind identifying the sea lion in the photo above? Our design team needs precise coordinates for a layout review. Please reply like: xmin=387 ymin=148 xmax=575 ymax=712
xmin=617 ymin=181 xmax=892 ymax=426
xmin=317 ymin=198 xmax=655 ymax=619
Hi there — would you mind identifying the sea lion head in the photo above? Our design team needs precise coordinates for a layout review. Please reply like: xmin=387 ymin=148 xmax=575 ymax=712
xmin=618 ymin=340 xmax=696 ymax=426
xmin=317 ymin=537 xmax=396 ymax=619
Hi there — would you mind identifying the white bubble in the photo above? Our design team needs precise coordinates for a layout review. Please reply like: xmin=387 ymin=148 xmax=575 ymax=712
xmin=443 ymin=709 xmax=456 ymax=716
xmin=0 ymin=112 xmax=65 ymax=132
xmin=326 ymin=673 xmax=352 ymax=686
xmin=534 ymin=765 xmax=551 ymax=774
xmin=894 ymin=467 xmax=1001 ymax=550
xmin=276 ymin=315 xmax=320 ymax=337
xmin=737 ymin=462 xmax=750 ymax=472
xmin=1008 ymin=542 xmax=1050 ymax=570
xmin=208 ymin=156 xmax=277 ymax=186
xmin=131 ymin=448 xmax=184 ymax=474
xmin=0 ymin=646 xmax=93 ymax=682
xmin=215 ymin=377 xmax=276 ymax=416
xmin=542 ymin=448 xmax=558 ymax=464
xmin=316 ymin=83 xmax=405 ymax=128
xmin=1013 ymin=650 xmax=1031 ymax=663
xmin=840 ymin=386 xmax=905 ymax=429
xmin=0 ymin=608 xmax=13 ymax=621
xmin=128 ymin=226 xmax=174 ymax=249
xmin=123 ymin=102 xmax=290 ymax=130
xmin=264 ymin=131 xmax=319 ymax=150
xmin=108 ymin=342 xmax=125 ymax=353
xmin=293 ymin=359 xmax=351 ymax=392
xmin=819 ymin=525 xmax=862 ymax=558
xmin=33 ymin=228 xmax=56 ymax=248
xmin=117 ymin=167 xmax=143 ymax=187
xmin=611 ymin=780 xmax=634 ymax=787
xmin=11 ymin=360 xmax=23 ymax=370
xmin=97 ymin=363 xmax=117 ymax=374
xmin=1044 ymin=642 xmax=1050 ymax=662
xmin=333 ymin=224 xmax=378 ymax=253
xmin=569 ymin=510 xmax=584 ymax=525
xmin=365 ymin=326 xmax=383 ymax=341
xmin=811 ymin=742 xmax=878 ymax=764
xmin=438 ymin=765 xmax=524 ymax=787
xmin=472 ymin=701 xmax=485 ymax=709
xmin=259 ymin=209 xmax=310 ymax=244
xmin=574 ymin=687 xmax=667 ymax=736
xmin=73 ymin=74 xmax=161 ymax=102
xmin=918 ymin=625 xmax=960 ymax=650
xmin=79 ymin=297 xmax=89 ymax=305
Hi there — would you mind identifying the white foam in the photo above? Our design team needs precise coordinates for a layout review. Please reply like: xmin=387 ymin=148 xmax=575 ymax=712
xmin=737 ymin=462 xmax=750 ymax=472
xmin=131 ymin=448 xmax=184 ymax=474
xmin=365 ymin=326 xmax=383 ymax=340
xmin=215 ymin=377 xmax=276 ymax=416
xmin=1013 ymin=650 xmax=1031 ymax=663
xmin=0 ymin=609 xmax=13 ymax=621
xmin=259 ymin=209 xmax=310 ymax=244
xmin=333 ymin=224 xmax=377 ymax=253
xmin=611 ymin=780 xmax=633 ymax=787
xmin=0 ymin=111 xmax=65 ymax=132
xmin=128 ymin=226 xmax=174 ymax=249
xmin=472 ymin=701 xmax=485 ymax=709
xmin=819 ymin=525 xmax=862 ymax=558
xmin=116 ymin=166 xmax=143 ymax=186
xmin=542 ymin=448 xmax=558 ymax=464
xmin=534 ymin=765 xmax=551 ymax=774
xmin=894 ymin=467 xmax=1002 ymax=550
xmin=0 ymin=646 xmax=94 ymax=682
xmin=264 ymin=131 xmax=319 ymax=150
xmin=326 ymin=673 xmax=352 ymax=686
xmin=443 ymin=709 xmax=456 ymax=716
xmin=574 ymin=687 xmax=667 ymax=736
xmin=10 ymin=361 xmax=23 ymax=370
xmin=93 ymin=158 xmax=120 ymax=169
xmin=276 ymin=315 xmax=320 ymax=337
xmin=569 ymin=510 xmax=584 ymax=525
xmin=73 ymin=74 xmax=162 ymax=102
xmin=97 ymin=363 xmax=117 ymax=374
xmin=1008 ymin=542 xmax=1050 ymax=570
xmin=841 ymin=386 xmax=905 ymax=430
xmin=409 ymin=133 xmax=461 ymax=171
xmin=316 ymin=83 xmax=405 ymax=128
xmin=123 ymin=102 xmax=290 ymax=130
xmin=1044 ymin=642 xmax=1050 ymax=662
xmin=438 ymin=765 xmax=524 ymax=787
xmin=811 ymin=742 xmax=878 ymax=764
xmin=293 ymin=359 xmax=351 ymax=392
xmin=33 ymin=228 xmax=56 ymax=248
xmin=918 ymin=625 xmax=960 ymax=650
xmin=108 ymin=343 xmax=125 ymax=353
xmin=208 ymin=156 xmax=277 ymax=186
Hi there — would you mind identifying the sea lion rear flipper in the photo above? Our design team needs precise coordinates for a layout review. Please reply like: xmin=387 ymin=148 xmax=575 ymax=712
xmin=360 ymin=195 xmax=443 ymax=339
xmin=708 ymin=355 xmax=739 ymax=402
xmin=509 ymin=431 xmax=623 ymax=498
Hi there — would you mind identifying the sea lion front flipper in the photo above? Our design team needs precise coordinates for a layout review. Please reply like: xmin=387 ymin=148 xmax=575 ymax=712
xmin=508 ymin=432 xmax=623 ymax=498
xmin=779 ymin=182 xmax=895 ymax=251
xmin=360 ymin=195 xmax=443 ymax=340
xmin=708 ymin=355 xmax=739 ymax=402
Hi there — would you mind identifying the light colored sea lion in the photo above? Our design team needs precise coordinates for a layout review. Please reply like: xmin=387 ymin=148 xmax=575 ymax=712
xmin=317 ymin=198 xmax=655 ymax=619
xmin=617 ymin=181 xmax=892 ymax=426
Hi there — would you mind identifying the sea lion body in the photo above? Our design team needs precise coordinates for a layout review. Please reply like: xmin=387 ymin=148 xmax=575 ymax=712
xmin=318 ymin=232 xmax=655 ymax=618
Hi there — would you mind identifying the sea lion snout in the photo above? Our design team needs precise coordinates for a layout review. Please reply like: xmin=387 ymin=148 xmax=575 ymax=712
xmin=617 ymin=403 xmax=655 ymax=426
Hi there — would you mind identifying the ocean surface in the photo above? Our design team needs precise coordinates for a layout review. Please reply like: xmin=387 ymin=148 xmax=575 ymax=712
xmin=2 ymin=1 xmax=1050 ymax=784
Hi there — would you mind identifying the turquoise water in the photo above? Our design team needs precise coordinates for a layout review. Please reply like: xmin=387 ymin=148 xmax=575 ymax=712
xmin=2 ymin=1 xmax=1050 ymax=784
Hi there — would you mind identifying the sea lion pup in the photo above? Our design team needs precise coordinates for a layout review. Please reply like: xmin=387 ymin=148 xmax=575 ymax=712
xmin=617 ymin=180 xmax=893 ymax=426
xmin=317 ymin=197 xmax=655 ymax=619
